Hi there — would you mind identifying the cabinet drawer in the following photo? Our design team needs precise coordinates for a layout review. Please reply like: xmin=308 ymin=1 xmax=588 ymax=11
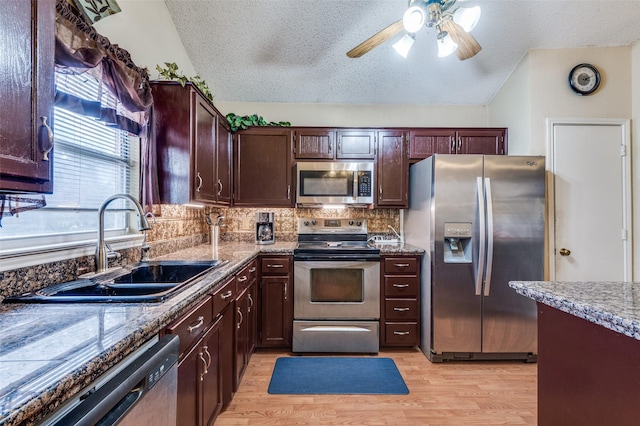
xmin=166 ymin=295 xmax=213 ymax=356
xmin=213 ymin=276 xmax=236 ymax=317
xmin=384 ymin=276 xmax=419 ymax=297
xmin=261 ymin=257 xmax=290 ymax=275
xmin=236 ymin=259 xmax=257 ymax=293
xmin=385 ymin=299 xmax=418 ymax=321
xmin=385 ymin=323 xmax=419 ymax=346
xmin=384 ymin=257 xmax=418 ymax=274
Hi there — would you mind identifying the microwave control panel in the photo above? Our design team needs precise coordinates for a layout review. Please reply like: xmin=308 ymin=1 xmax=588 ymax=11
xmin=357 ymin=171 xmax=372 ymax=196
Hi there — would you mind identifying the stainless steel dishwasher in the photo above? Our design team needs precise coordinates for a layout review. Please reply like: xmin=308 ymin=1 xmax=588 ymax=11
xmin=49 ymin=335 xmax=179 ymax=426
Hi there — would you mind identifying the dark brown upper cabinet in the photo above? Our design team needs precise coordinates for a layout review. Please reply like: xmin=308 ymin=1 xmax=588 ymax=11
xmin=152 ymin=81 xmax=231 ymax=206
xmin=409 ymin=128 xmax=507 ymax=163
xmin=336 ymin=129 xmax=377 ymax=159
xmin=294 ymin=128 xmax=335 ymax=159
xmin=233 ymin=128 xmax=294 ymax=207
xmin=0 ymin=0 xmax=55 ymax=193
xmin=376 ymin=130 xmax=409 ymax=208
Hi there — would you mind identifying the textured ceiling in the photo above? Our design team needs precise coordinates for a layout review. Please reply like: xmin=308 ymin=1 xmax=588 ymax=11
xmin=164 ymin=0 xmax=640 ymax=105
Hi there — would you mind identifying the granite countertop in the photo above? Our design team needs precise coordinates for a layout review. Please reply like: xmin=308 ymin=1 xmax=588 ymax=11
xmin=509 ymin=281 xmax=640 ymax=341
xmin=0 ymin=240 xmax=421 ymax=425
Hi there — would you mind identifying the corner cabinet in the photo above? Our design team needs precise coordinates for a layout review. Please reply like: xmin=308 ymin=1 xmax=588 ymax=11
xmin=0 ymin=0 xmax=55 ymax=193
xmin=409 ymin=128 xmax=507 ymax=162
xmin=258 ymin=255 xmax=293 ymax=348
xmin=377 ymin=130 xmax=409 ymax=208
xmin=152 ymin=81 xmax=231 ymax=206
xmin=381 ymin=255 xmax=421 ymax=347
xmin=233 ymin=128 xmax=294 ymax=207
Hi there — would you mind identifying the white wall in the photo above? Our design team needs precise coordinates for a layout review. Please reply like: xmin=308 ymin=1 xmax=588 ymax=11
xmin=488 ymin=54 xmax=531 ymax=154
xmin=93 ymin=0 xmax=196 ymax=77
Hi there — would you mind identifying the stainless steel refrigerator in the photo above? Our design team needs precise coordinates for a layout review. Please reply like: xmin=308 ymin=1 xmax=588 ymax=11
xmin=405 ymin=154 xmax=545 ymax=362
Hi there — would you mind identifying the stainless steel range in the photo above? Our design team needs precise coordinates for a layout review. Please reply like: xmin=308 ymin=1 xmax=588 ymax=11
xmin=293 ymin=218 xmax=381 ymax=353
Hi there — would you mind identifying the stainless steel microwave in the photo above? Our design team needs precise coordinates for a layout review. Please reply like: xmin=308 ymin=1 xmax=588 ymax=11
xmin=296 ymin=162 xmax=374 ymax=206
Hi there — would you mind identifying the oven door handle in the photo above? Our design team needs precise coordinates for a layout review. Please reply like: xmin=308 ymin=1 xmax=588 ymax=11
xmin=294 ymin=255 xmax=381 ymax=262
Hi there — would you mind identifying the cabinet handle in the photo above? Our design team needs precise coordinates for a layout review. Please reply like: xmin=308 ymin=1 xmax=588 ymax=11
xmin=196 ymin=172 xmax=203 ymax=192
xmin=284 ymin=283 xmax=288 ymax=301
xmin=39 ymin=116 xmax=54 ymax=161
xmin=248 ymin=294 xmax=254 ymax=313
xmin=328 ymin=141 xmax=332 ymax=154
xmin=393 ymin=307 xmax=410 ymax=312
xmin=187 ymin=316 xmax=205 ymax=333
xmin=393 ymin=284 xmax=409 ymax=288
xmin=237 ymin=306 xmax=243 ymax=329
xmin=393 ymin=331 xmax=410 ymax=336
xmin=199 ymin=348 xmax=208 ymax=381
xmin=287 ymin=184 xmax=291 ymax=200
xmin=267 ymin=264 xmax=283 ymax=268
xmin=451 ymin=138 xmax=455 ymax=153
xmin=457 ymin=138 xmax=461 ymax=151
xmin=221 ymin=290 xmax=233 ymax=300
xmin=203 ymin=345 xmax=212 ymax=370
xmin=393 ymin=263 xmax=410 ymax=267
xmin=337 ymin=141 xmax=341 ymax=153
xmin=217 ymin=179 xmax=223 ymax=196
xmin=249 ymin=267 xmax=256 ymax=273
xmin=379 ymin=185 xmax=383 ymax=197
xmin=238 ymin=275 xmax=248 ymax=283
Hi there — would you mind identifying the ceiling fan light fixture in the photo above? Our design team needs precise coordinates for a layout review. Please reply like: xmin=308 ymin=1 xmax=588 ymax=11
xmin=393 ymin=33 xmax=416 ymax=58
xmin=402 ymin=6 xmax=427 ymax=33
xmin=437 ymin=31 xmax=458 ymax=57
xmin=452 ymin=6 xmax=481 ymax=32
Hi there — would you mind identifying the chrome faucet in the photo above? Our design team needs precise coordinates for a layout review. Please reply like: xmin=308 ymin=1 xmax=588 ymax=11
xmin=96 ymin=194 xmax=151 ymax=273
xmin=140 ymin=212 xmax=157 ymax=262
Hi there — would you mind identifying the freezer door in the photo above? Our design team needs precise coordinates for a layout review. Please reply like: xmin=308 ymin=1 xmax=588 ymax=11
xmin=431 ymin=155 xmax=484 ymax=354
xmin=481 ymin=156 xmax=545 ymax=354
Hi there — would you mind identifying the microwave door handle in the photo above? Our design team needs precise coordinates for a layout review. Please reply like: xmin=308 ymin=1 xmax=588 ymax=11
xmin=353 ymin=172 xmax=358 ymax=200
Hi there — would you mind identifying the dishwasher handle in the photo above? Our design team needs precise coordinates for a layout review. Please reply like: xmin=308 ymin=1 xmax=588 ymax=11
xmin=52 ymin=335 xmax=179 ymax=426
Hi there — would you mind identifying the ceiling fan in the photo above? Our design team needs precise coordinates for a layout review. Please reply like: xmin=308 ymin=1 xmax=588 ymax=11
xmin=347 ymin=0 xmax=482 ymax=60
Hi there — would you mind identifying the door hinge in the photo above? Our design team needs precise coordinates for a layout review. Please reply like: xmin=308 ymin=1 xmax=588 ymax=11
xmin=621 ymin=145 xmax=627 ymax=156
xmin=622 ymin=229 xmax=628 ymax=240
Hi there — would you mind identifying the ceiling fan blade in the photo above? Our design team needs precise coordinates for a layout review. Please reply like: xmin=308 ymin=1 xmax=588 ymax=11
xmin=441 ymin=19 xmax=482 ymax=60
xmin=347 ymin=20 xmax=404 ymax=58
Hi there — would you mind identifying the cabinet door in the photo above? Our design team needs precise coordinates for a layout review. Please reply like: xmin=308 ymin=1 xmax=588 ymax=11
xmin=456 ymin=128 xmax=507 ymax=155
xmin=409 ymin=129 xmax=456 ymax=162
xmin=176 ymin=340 xmax=199 ymax=426
xmin=215 ymin=119 xmax=232 ymax=205
xmin=295 ymin=128 xmax=335 ymax=159
xmin=336 ymin=130 xmax=376 ymax=159
xmin=219 ymin=304 xmax=235 ymax=407
xmin=234 ymin=288 xmax=249 ymax=391
xmin=192 ymin=92 xmax=217 ymax=203
xmin=201 ymin=318 xmax=222 ymax=426
xmin=259 ymin=276 xmax=292 ymax=347
xmin=377 ymin=130 xmax=408 ymax=208
xmin=247 ymin=279 xmax=258 ymax=355
xmin=234 ymin=128 xmax=293 ymax=206
xmin=0 ymin=0 xmax=54 ymax=193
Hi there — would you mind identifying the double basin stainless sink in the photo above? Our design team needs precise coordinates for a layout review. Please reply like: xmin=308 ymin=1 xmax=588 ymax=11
xmin=5 ymin=260 xmax=227 ymax=303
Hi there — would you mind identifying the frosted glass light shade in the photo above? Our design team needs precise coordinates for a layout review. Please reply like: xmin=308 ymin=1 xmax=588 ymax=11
xmin=402 ymin=6 xmax=426 ymax=33
xmin=453 ymin=6 xmax=481 ymax=32
xmin=393 ymin=34 xmax=416 ymax=58
xmin=437 ymin=34 xmax=458 ymax=57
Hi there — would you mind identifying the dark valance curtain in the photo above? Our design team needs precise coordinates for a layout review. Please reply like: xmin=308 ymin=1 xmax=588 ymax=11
xmin=54 ymin=0 xmax=159 ymax=212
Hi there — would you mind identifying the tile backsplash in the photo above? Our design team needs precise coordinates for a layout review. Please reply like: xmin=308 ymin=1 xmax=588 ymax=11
xmin=0 ymin=205 xmax=399 ymax=300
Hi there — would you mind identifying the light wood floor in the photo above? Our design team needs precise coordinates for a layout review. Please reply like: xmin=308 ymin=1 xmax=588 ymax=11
xmin=216 ymin=348 xmax=537 ymax=425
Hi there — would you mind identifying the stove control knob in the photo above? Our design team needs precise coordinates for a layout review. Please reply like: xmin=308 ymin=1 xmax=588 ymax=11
xmin=356 ymin=221 xmax=362 ymax=227
xmin=311 ymin=220 xmax=317 ymax=226
xmin=303 ymin=221 xmax=309 ymax=226
xmin=348 ymin=220 xmax=354 ymax=226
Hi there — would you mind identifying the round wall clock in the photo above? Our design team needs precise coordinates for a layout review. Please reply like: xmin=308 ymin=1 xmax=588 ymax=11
xmin=568 ymin=63 xmax=601 ymax=95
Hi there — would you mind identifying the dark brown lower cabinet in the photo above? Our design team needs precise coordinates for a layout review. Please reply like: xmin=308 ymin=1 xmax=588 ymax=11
xmin=537 ymin=304 xmax=640 ymax=426
xmin=176 ymin=316 xmax=222 ymax=426
xmin=258 ymin=256 xmax=293 ymax=348
xmin=380 ymin=255 xmax=421 ymax=347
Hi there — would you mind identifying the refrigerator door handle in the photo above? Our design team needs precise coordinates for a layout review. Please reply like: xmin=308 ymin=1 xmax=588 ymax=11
xmin=475 ymin=177 xmax=486 ymax=296
xmin=484 ymin=177 xmax=495 ymax=296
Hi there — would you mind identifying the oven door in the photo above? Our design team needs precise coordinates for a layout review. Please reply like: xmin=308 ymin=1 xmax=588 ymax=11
xmin=294 ymin=260 xmax=380 ymax=320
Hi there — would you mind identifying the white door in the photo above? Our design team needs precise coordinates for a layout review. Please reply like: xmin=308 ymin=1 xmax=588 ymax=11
xmin=547 ymin=119 xmax=631 ymax=282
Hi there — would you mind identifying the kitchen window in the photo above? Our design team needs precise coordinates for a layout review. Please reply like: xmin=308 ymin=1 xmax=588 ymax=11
xmin=0 ymin=72 xmax=141 ymax=270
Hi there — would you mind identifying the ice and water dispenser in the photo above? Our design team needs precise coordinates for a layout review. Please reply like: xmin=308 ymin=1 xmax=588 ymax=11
xmin=443 ymin=222 xmax=472 ymax=263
